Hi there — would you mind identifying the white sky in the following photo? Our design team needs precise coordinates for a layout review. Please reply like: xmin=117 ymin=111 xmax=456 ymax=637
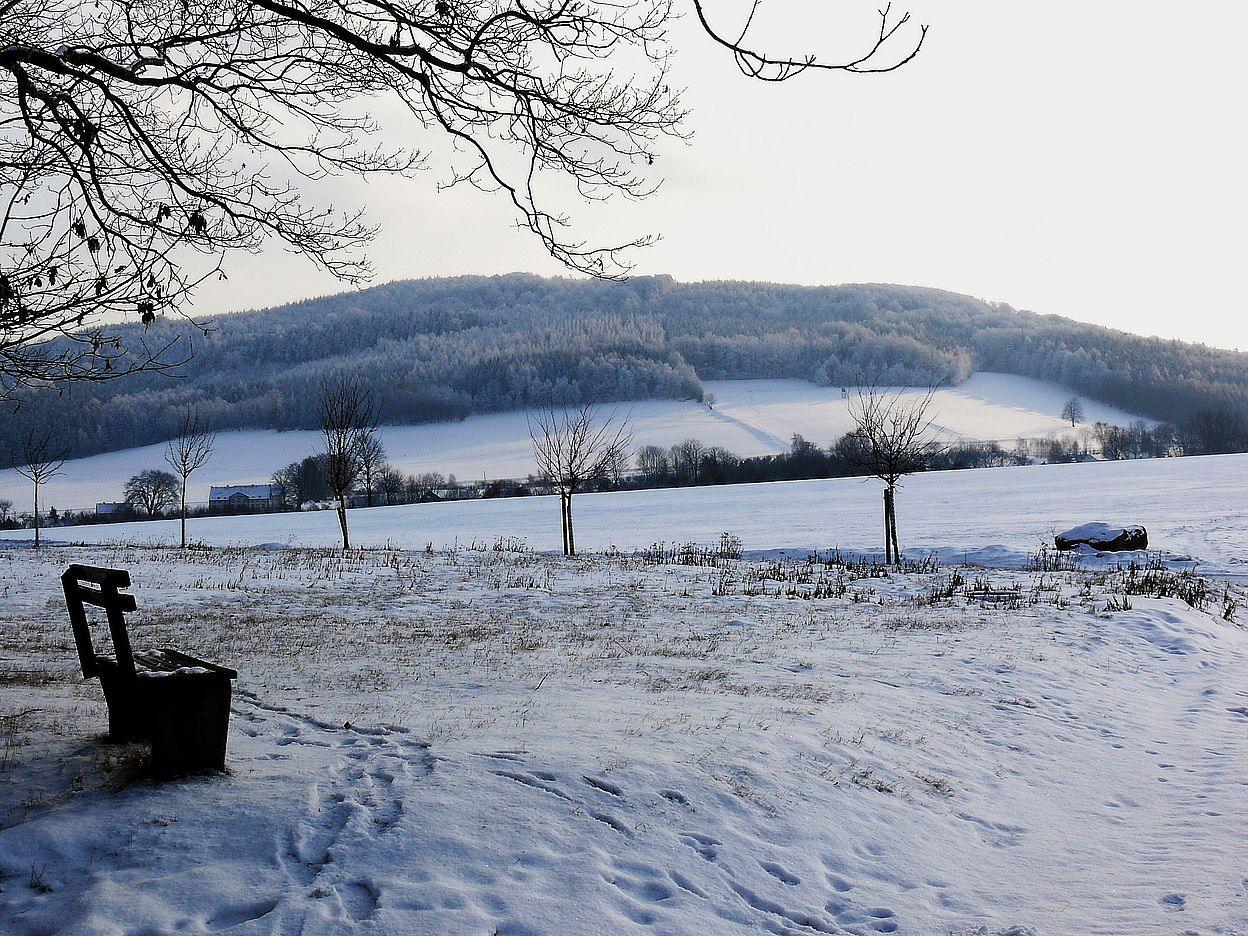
xmin=188 ymin=2 xmax=1248 ymax=351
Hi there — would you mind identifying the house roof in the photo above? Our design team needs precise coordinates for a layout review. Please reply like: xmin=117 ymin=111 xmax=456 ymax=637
xmin=209 ymin=484 xmax=276 ymax=501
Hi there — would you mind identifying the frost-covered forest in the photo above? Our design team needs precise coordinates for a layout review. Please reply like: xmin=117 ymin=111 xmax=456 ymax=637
xmin=7 ymin=275 xmax=1248 ymax=467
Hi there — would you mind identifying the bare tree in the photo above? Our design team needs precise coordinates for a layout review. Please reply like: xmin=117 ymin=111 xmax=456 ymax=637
xmin=635 ymin=444 xmax=670 ymax=483
xmin=377 ymin=466 xmax=407 ymax=505
xmin=410 ymin=471 xmax=446 ymax=503
xmin=319 ymin=377 xmax=377 ymax=550
xmin=1 ymin=2 xmax=924 ymax=399
xmin=846 ymin=385 xmax=940 ymax=564
xmin=529 ymin=404 xmax=631 ymax=556
xmin=671 ymin=438 xmax=706 ymax=484
xmin=0 ymin=498 xmax=12 ymax=524
xmin=164 ymin=407 xmax=215 ymax=546
xmin=124 ymin=468 xmax=179 ymax=516
xmin=357 ymin=435 xmax=387 ymax=508
xmin=1061 ymin=396 xmax=1085 ymax=427
xmin=13 ymin=427 xmax=65 ymax=547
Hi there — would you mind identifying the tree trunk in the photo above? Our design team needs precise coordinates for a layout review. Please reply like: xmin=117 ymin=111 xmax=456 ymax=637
xmin=882 ymin=487 xmax=891 ymax=564
xmin=559 ymin=491 xmax=577 ymax=557
xmin=180 ymin=477 xmax=187 ymax=548
xmin=32 ymin=480 xmax=40 ymax=549
xmin=558 ymin=493 xmax=567 ymax=555
xmin=887 ymin=484 xmax=901 ymax=564
xmin=336 ymin=496 xmax=350 ymax=551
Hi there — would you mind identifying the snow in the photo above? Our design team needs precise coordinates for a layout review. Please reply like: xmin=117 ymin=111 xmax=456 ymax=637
xmin=5 ymin=452 xmax=1245 ymax=577
xmin=1 ymin=535 xmax=1245 ymax=934
xmin=0 ymin=374 xmax=1147 ymax=514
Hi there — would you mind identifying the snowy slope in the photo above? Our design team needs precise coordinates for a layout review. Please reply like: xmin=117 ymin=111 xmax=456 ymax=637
xmin=0 ymin=374 xmax=1146 ymax=513
xmin=4 ymin=452 xmax=1246 ymax=578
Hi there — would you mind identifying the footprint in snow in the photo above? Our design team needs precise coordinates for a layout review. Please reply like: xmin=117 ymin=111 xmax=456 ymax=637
xmin=659 ymin=789 xmax=691 ymax=808
xmin=583 ymin=775 xmax=623 ymax=797
xmin=1159 ymin=893 xmax=1186 ymax=911
xmin=680 ymin=832 xmax=719 ymax=862
xmin=760 ymin=861 xmax=800 ymax=886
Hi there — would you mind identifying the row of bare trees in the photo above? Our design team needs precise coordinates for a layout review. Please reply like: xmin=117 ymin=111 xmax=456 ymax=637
xmin=527 ymin=386 xmax=939 ymax=561
xmin=9 ymin=381 xmax=938 ymax=561
xmin=11 ymin=407 xmax=215 ymax=547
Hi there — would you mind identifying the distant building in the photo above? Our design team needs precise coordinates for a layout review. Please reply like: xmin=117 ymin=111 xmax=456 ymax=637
xmin=209 ymin=483 xmax=280 ymax=511
xmin=95 ymin=502 xmax=128 ymax=516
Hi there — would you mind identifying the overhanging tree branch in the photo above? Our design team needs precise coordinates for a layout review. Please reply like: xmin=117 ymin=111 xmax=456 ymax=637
xmin=2 ymin=1 xmax=924 ymax=399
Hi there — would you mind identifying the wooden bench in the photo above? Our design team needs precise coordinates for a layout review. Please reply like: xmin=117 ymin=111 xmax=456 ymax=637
xmin=61 ymin=564 xmax=238 ymax=779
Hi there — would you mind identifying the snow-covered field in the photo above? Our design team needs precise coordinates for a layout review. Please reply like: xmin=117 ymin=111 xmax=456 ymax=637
xmin=0 ymin=374 xmax=1146 ymax=513
xmin=1 ymin=539 xmax=1245 ymax=935
xmin=1 ymin=450 xmax=1247 ymax=934
xmin=6 ymin=453 xmax=1246 ymax=578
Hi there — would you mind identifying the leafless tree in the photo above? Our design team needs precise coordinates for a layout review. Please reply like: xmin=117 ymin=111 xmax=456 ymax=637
xmin=671 ymin=438 xmax=706 ymax=484
xmin=319 ymin=376 xmax=377 ymax=550
xmin=123 ymin=467 xmax=179 ymax=516
xmin=164 ymin=407 xmax=215 ymax=546
xmin=635 ymin=444 xmax=670 ymax=482
xmin=357 ymin=434 xmax=387 ymax=508
xmin=529 ymin=403 xmax=631 ymax=556
xmin=378 ymin=466 xmax=406 ymax=505
xmin=13 ymin=426 xmax=65 ymax=546
xmin=1 ymin=1 xmax=924 ymax=399
xmin=1061 ymin=396 xmax=1085 ymax=427
xmin=0 ymin=498 xmax=12 ymax=523
xmin=846 ymin=385 xmax=941 ymax=564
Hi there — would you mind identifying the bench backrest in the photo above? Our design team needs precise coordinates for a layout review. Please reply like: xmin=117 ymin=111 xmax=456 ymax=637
xmin=61 ymin=564 xmax=138 ymax=680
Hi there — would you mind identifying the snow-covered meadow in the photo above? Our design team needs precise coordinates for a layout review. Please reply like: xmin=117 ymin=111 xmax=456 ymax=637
xmin=6 ymin=453 xmax=1246 ymax=580
xmin=1 ymin=536 xmax=1245 ymax=935
xmin=0 ymin=374 xmax=1146 ymax=513
xmin=1 ymin=447 xmax=1247 ymax=934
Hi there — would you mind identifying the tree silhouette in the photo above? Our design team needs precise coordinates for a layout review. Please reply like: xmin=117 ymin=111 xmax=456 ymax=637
xmin=124 ymin=468 xmax=179 ymax=516
xmin=319 ymin=377 xmax=377 ymax=550
xmin=1061 ymin=396 xmax=1085 ymax=427
xmin=846 ymin=385 xmax=940 ymax=564
xmin=164 ymin=407 xmax=215 ymax=547
xmin=14 ymin=427 xmax=66 ymax=547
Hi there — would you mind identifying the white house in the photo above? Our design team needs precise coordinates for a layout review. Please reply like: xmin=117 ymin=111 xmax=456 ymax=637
xmin=209 ymin=483 xmax=280 ymax=511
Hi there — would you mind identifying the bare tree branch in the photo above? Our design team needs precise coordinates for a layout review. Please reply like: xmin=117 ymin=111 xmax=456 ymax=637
xmin=691 ymin=1 xmax=927 ymax=82
xmin=2 ymin=0 xmax=923 ymax=399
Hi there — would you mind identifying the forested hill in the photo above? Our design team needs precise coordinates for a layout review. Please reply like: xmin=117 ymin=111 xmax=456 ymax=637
xmin=6 ymin=274 xmax=1248 ymax=466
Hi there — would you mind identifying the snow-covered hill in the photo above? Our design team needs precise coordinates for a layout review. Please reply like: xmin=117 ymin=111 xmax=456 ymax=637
xmin=0 ymin=373 xmax=1145 ymax=513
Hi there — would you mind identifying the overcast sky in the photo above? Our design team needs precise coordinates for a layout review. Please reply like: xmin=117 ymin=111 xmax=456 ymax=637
xmin=189 ymin=2 xmax=1248 ymax=351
